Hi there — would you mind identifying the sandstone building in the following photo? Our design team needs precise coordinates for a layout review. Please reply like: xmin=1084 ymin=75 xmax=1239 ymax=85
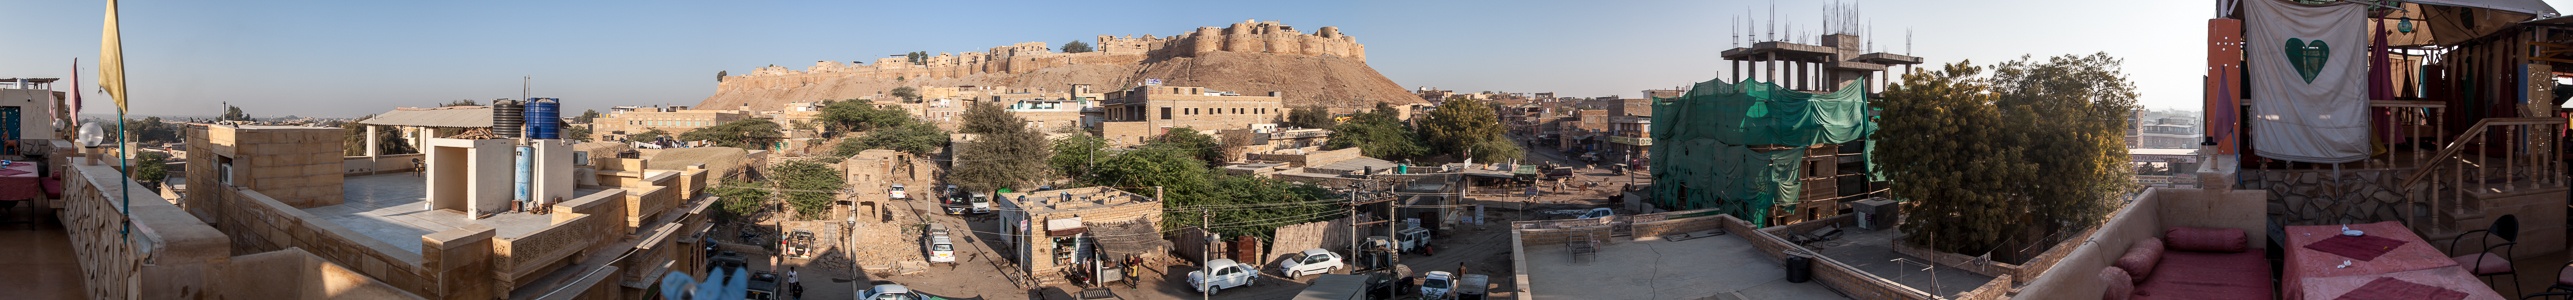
xmin=1097 ymin=85 xmax=1286 ymax=146
xmin=592 ymin=106 xmax=750 ymax=143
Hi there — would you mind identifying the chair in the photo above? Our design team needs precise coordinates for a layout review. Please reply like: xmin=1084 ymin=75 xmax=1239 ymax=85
xmin=2552 ymin=262 xmax=2573 ymax=294
xmin=2450 ymin=215 xmax=2520 ymax=295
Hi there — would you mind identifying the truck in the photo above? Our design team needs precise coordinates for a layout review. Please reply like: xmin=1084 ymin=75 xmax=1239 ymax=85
xmin=1419 ymin=271 xmax=1454 ymax=299
xmin=784 ymin=230 xmax=815 ymax=259
xmin=1293 ymin=272 xmax=1397 ymax=300
xmin=1364 ymin=226 xmax=1433 ymax=254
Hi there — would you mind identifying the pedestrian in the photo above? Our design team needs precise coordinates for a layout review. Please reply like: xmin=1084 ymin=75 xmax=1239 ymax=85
xmin=786 ymin=267 xmax=799 ymax=295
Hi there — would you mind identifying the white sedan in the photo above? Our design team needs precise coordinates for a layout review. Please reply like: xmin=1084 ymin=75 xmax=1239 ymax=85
xmin=1277 ymin=248 xmax=1345 ymax=278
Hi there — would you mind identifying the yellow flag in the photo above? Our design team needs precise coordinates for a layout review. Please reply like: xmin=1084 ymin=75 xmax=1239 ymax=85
xmin=99 ymin=0 xmax=126 ymax=114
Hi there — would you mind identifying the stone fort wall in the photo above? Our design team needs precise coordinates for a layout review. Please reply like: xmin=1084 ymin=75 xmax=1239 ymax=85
xmin=719 ymin=20 xmax=1364 ymax=91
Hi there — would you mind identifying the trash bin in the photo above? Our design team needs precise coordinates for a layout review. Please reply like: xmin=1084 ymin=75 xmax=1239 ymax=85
xmin=1785 ymin=255 xmax=1813 ymax=283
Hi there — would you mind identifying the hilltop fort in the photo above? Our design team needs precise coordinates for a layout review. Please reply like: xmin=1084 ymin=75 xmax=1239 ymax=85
xmin=700 ymin=20 xmax=1422 ymax=113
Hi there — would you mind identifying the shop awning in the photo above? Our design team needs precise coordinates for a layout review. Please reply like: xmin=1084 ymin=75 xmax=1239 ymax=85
xmin=1047 ymin=218 xmax=1087 ymax=236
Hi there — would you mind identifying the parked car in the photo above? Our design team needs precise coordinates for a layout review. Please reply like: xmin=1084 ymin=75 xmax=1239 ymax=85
xmin=923 ymin=224 xmax=956 ymax=264
xmin=1279 ymin=248 xmax=1347 ymax=278
xmin=746 ymin=271 xmax=781 ymax=300
xmin=785 ymin=230 xmax=815 ymax=259
xmin=1419 ymin=271 xmax=1454 ymax=299
xmin=1188 ymin=259 xmax=1259 ymax=295
xmin=968 ymin=193 xmax=992 ymax=214
xmin=941 ymin=194 xmax=969 ymax=215
xmin=943 ymin=184 xmax=960 ymax=198
xmin=1364 ymin=226 xmax=1434 ymax=254
xmin=890 ymin=184 xmax=909 ymax=200
xmin=1576 ymin=208 xmax=1614 ymax=220
xmin=706 ymin=251 xmax=747 ymax=274
xmin=1455 ymin=274 xmax=1491 ymax=300
xmin=859 ymin=283 xmax=947 ymax=300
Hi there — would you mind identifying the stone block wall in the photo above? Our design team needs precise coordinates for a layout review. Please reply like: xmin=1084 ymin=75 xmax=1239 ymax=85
xmin=420 ymin=226 xmax=496 ymax=300
xmin=58 ymin=158 xmax=232 ymax=300
xmin=214 ymin=188 xmax=434 ymax=296
xmin=344 ymin=153 xmax=426 ymax=175
xmin=209 ymin=247 xmax=425 ymax=299
xmin=1265 ymin=217 xmax=1353 ymax=265
xmin=1720 ymin=215 xmax=1939 ymax=300
xmin=191 ymin=125 xmax=346 ymax=208
xmin=495 ymin=214 xmax=599 ymax=288
xmin=2239 ymin=169 xmax=2409 ymax=225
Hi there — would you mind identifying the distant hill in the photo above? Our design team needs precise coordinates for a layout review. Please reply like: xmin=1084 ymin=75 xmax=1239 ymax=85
xmin=698 ymin=20 xmax=1423 ymax=114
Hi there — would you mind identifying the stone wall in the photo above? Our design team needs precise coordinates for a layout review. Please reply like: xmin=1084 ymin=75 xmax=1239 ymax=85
xmin=213 ymin=188 xmax=436 ymax=296
xmin=1717 ymin=214 xmax=1941 ymax=300
xmin=495 ymin=214 xmax=599 ymax=288
xmin=208 ymin=247 xmax=424 ymax=299
xmin=58 ymin=158 xmax=232 ymax=300
xmin=1265 ymin=217 xmax=1354 ymax=265
xmin=344 ymin=153 xmax=426 ymax=175
xmin=2239 ymin=168 xmax=2409 ymax=225
xmin=188 ymin=125 xmax=346 ymax=208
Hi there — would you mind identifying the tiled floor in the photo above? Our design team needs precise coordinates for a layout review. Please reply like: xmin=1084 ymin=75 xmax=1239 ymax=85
xmin=0 ymin=206 xmax=87 ymax=300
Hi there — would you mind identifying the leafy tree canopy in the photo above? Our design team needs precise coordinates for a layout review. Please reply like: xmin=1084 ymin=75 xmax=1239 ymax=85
xmin=1062 ymin=40 xmax=1093 ymax=53
xmin=1325 ymin=103 xmax=1427 ymax=160
xmin=679 ymin=119 xmax=786 ymax=149
xmin=1418 ymin=97 xmax=1521 ymax=162
xmin=949 ymin=102 xmax=1051 ymax=193
xmin=834 ymin=121 xmax=949 ymax=157
xmin=1284 ymin=105 xmax=1336 ymax=129
xmin=1884 ymin=53 xmax=2140 ymax=255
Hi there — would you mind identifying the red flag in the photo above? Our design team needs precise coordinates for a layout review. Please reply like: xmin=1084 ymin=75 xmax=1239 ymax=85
xmin=70 ymin=58 xmax=82 ymax=123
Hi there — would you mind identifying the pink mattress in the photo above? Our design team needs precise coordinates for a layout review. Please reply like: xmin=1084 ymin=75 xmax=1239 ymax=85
xmin=2133 ymin=250 xmax=2274 ymax=300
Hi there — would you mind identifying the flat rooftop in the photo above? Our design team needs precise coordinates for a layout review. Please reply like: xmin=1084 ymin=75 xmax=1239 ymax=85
xmin=1807 ymin=227 xmax=1998 ymax=298
xmin=1522 ymin=234 xmax=1845 ymax=300
xmin=307 ymin=173 xmax=598 ymax=254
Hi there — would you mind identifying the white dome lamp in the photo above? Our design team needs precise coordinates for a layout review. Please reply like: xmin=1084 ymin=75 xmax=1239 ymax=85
xmin=77 ymin=121 xmax=107 ymax=148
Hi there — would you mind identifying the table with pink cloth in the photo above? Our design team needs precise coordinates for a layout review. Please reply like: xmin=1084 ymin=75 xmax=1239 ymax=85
xmin=0 ymin=161 xmax=38 ymax=202
xmin=2286 ymin=221 xmax=2505 ymax=300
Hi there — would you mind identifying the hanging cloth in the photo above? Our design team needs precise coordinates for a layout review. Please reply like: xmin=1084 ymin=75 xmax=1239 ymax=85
xmin=2247 ymin=0 xmax=2374 ymax=163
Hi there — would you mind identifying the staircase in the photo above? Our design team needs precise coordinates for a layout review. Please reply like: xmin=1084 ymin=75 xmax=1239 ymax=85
xmin=2395 ymin=117 xmax=2569 ymax=253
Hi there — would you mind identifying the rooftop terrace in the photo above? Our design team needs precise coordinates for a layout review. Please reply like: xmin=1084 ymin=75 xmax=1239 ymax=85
xmin=1521 ymin=234 xmax=1845 ymax=300
xmin=310 ymin=173 xmax=605 ymax=253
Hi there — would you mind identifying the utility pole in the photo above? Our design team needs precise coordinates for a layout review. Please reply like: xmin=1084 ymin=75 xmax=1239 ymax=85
xmin=1202 ymin=207 xmax=1212 ymax=300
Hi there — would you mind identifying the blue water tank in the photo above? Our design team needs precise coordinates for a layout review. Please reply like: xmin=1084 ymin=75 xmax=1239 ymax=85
xmin=525 ymin=98 xmax=561 ymax=139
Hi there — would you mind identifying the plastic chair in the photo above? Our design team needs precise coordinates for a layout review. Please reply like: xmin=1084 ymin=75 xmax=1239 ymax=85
xmin=2450 ymin=215 xmax=2520 ymax=295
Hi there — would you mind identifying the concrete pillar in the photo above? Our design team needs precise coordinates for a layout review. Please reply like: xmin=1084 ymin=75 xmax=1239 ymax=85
xmin=1767 ymin=53 xmax=1778 ymax=84
xmin=1732 ymin=60 xmax=1743 ymax=82
xmin=1795 ymin=61 xmax=1807 ymax=90
xmin=365 ymin=125 xmax=381 ymax=157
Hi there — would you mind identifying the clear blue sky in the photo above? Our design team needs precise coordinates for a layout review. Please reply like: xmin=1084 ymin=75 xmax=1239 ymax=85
xmin=11 ymin=0 xmax=2545 ymax=118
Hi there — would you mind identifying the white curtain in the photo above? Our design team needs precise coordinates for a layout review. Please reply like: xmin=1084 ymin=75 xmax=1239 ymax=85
xmin=2248 ymin=0 xmax=2371 ymax=163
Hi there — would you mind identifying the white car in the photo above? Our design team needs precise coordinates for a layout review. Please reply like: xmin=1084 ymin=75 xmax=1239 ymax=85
xmin=1277 ymin=248 xmax=1345 ymax=278
xmin=859 ymin=284 xmax=945 ymax=300
xmin=967 ymin=193 xmax=992 ymax=214
xmin=1421 ymin=271 xmax=1455 ymax=299
xmin=890 ymin=184 xmax=909 ymax=200
xmin=1576 ymin=208 xmax=1614 ymax=220
xmin=1188 ymin=259 xmax=1259 ymax=295
xmin=923 ymin=224 xmax=955 ymax=264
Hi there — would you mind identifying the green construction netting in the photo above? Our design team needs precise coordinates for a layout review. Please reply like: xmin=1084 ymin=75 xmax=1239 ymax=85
xmin=1648 ymin=78 xmax=1879 ymax=227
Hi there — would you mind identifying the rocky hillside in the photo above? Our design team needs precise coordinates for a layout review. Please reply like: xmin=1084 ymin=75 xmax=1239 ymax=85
xmin=698 ymin=21 xmax=1423 ymax=114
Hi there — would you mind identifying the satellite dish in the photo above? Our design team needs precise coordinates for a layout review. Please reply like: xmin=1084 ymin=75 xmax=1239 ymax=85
xmin=77 ymin=122 xmax=107 ymax=147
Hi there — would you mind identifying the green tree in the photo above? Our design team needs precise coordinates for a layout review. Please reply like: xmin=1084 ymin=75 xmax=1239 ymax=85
xmin=769 ymin=160 xmax=845 ymax=220
xmin=132 ymin=151 xmax=169 ymax=189
xmin=221 ymin=104 xmax=252 ymax=121
xmin=1152 ymin=128 xmax=1224 ymax=166
xmin=818 ymin=99 xmax=913 ymax=132
xmin=949 ymin=102 xmax=1051 ymax=193
xmin=717 ymin=70 xmax=729 ymax=82
xmin=341 ymin=114 xmax=417 ymax=156
xmin=1884 ymin=54 xmax=2140 ymax=255
xmin=891 ymin=86 xmax=922 ymax=103
xmin=1418 ymin=97 xmax=1520 ymax=162
xmin=709 ymin=179 xmax=770 ymax=220
xmin=678 ymin=119 xmax=786 ymax=149
xmin=1049 ymin=134 xmax=1110 ymax=182
xmin=579 ymin=109 xmax=601 ymax=123
xmin=564 ymin=124 xmax=594 ymax=142
xmin=833 ymin=122 xmax=950 ymax=157
xmin=1284 ymin=105 xmax=1335 ymax=129
xmin=1325 ymin=103 xmax=1427 ymax=159
xmin=630 ymin=128 xmax=670 ymax=143
xmin=1061 ymin=40 xmax=1093 ymax=53
xmin=1076 ymin=142 xmax=1335 ymax=240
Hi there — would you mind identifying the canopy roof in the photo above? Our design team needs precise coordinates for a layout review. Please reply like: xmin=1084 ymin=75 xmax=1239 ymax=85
xmin=359 ymin=106 xmax=493 ymax=128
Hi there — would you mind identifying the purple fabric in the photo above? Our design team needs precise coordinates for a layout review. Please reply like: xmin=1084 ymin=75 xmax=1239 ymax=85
xmin=2333 ymin=277 xmax=2466 ymax=300
xmin=2166 ymin=227 xmax=2249 ymax=253
xmin=2302 ymin=234 xmax=2407 ymax=261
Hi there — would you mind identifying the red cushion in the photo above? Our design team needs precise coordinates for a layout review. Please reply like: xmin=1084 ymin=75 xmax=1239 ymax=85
xmin=2100 ymin=267 xmax=2134 ymax=300
xmin=2116 ymin=238 xmax=2165 ymax=283
xmin=2164 ymin=227 xmax=2247 ymax=253
xmin=2131 ymin=251 xmax=2273 ymax=300
xmin=2451 ymin=253 xmax=2513 ymax=275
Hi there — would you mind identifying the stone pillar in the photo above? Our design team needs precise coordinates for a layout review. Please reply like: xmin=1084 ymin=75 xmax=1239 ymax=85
xmin=365 ymin=125 xmax=381 ymax=157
